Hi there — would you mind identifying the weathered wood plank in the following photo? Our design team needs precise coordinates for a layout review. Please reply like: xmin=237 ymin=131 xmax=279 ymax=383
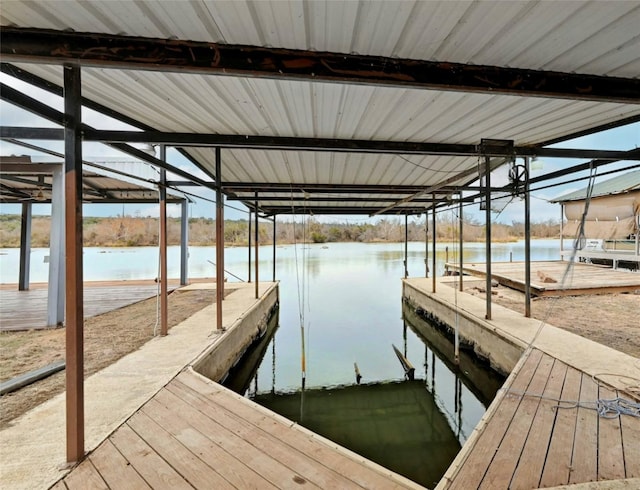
xmin=597 ymin=385 xmax=625 ymax=480
xmin=569 ymin=373 xmax=599 ymax=484
xmin=50 ymin=479 xmax=68 ymax=490
xmin=89 ymin=440 xmax=151 ymax=490
xmin=155 ymin=384 xmax=354 ymax=489
xmin=175 ymin=371 xmax=414 ymax=489
xmin=620 ymin=392 xmax=640 ymax=478
xmin=478 ymin=353 xmax=555 ymax=489
xmin=538 ymin=366 xmax=582 ymax=487
xmin=509 ymin=359 xmax=568 ymax=489
xmin=64 ymin=458 xmax=109 ymax=490
xmin=109 ymin=423 xmax=194 ymax=490
xmin=127 ymin=411 xmax=234 ymax=490
xmin=448 ymin=349 xmax=543 ymax=490
xmin=142 ymin=394 xmax=281 ymax=490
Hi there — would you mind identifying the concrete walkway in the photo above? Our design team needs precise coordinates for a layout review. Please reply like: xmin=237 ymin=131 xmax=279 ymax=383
xmin=0 ymin=282 xmax=276 ymax=490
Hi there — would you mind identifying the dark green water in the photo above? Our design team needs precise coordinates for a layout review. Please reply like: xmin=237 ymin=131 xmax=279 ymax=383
xmin=220 ymin=242 xmax=509 ymax=488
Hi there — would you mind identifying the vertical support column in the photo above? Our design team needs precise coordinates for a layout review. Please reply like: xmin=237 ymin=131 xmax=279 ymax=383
xmin=524 ymin=157 xmax=532 ymax=318
xmin=560 ymin=203 xmax=565 ymax=260
xmin=485 ymin=156 xmax=492 ymax=320
xmin=215 ymin=148 xmax=224 ymax=331
xmin=247 ymin=211 xmax=252 ymax=283
xmin=425 ymin=215 xmax=429 ymax=278
xmin=19 ymin=202 xmax=32 ymax=290
xmin=404 ymin=214 xmax=408 ymax=278
xmin=431 ymin=197 xmax=436 ymax=293
xmin=64 ymin=63 xmax=84 ymax=463
xmin=158 ymin=146 xmax=168 ymax=336
xmin=180 ymin=199 xmax=189 ymax=286
xmin=272 ymin=217 xmax=277 ymax=282
xmin=254 ymin=193 xmax=259 ymax=299
xmin=47 ymin=165 xmax=65 ymax=326
xmin=459 ymin=193 xmax=464 ymax=292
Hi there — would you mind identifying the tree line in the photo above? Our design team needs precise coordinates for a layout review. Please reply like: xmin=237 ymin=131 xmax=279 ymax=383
xmin=0 ymin=214 xmax=560 ymax=248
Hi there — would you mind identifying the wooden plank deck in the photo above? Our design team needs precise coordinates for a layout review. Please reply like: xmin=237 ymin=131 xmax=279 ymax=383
xmin=444 ymin=349 xmax=640 ymax=489
xmin=56 ymin=370 xmax=421 ymax=490
xmin=445 ymin=260 xmax=640 ymax=296
xmin=0 ymin=281 xmax=179 ymax=331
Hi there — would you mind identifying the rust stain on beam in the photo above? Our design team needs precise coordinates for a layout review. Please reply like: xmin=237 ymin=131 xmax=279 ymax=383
xmin=2 ymin=28 xmax=639 ymax=103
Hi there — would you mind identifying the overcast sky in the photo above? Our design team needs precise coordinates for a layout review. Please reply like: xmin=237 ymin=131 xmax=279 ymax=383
xmin=1 ymin=72 xmax=638 ymax=225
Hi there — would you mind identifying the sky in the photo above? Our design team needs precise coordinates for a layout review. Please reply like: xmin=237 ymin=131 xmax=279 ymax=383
xmin=1 ymin=72 xmax=638 ymax=225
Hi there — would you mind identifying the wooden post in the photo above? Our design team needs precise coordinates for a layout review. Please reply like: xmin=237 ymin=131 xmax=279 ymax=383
xmin=18 ymin=202 xmax=32 ymax=291
xmin=159 ymin=145 xmax=168 ymax=336
xmin=64 ymin=63 xmax=84 ymax=463
xmin=215 ymin=147 xmax=224 ymax=331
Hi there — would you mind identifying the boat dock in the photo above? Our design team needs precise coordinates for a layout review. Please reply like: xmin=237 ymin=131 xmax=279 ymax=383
xmin=0 ymin=279 xmax=213 ymax=331
xmin=444 ymin=260 xmax=640 ymax=296
xmin=403 ymin=277 xmax=640 ymax=489
xmin=54 ymin=370 xmax=420 ymax=490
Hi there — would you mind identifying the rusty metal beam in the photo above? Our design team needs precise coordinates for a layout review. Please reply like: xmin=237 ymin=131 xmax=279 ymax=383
xmin=215 ymin=148 xmax=224 ymax=331
xmin=259 ymin=205 xmax=426 ymax=215
xmin=2 ymin=28 xmax=639 ymax=103
xmin=159 ymin=146 xmax=168 ymax=337
xmin=64 ymin=63 xmax=84 ymax=464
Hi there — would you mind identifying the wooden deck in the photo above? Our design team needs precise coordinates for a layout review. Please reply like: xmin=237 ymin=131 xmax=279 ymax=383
xmin=445 ymin=260 xmax=640 ymax=296
xmin=0 ymin=281 xmax=179 ymax=331
xmin=55 ymin=370 xmax=419 ymax=490
xmin=443 ymin=349 xmax=640 ymax=489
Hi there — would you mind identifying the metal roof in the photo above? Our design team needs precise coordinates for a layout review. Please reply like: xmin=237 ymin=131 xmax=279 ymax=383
xmin=1 ymin=1 xmax=639 ymax=215
xmin=553 ymin=169 xmax=640 ymax=203
xmin=0 ymin=157 xmax=185 ymax=204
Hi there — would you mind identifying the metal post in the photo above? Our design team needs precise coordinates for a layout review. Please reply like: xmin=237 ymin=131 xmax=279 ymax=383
xmin=18 ymin=202 xmax=32 ymax=290
xmin=524 ymin=157 xmax=531 ymax=318
xmin=180 ymin=199 xmax=189 ymax=285
xmin=560 ymin=203 xmax=564 ymax=260
xmin=459 ymin=193 xmax=464 ymax=292
xmin=272 ymin=217 xmax=277 ymax=282
xmin=404 ymin=214 xmax=408 ymax=278
xmin=159 ymin=146 xmax=168 ymax=336
xmin=485 ymin=156 xmax=492 ymax=320
xmin=254 ymin=192 xmax=259 ymax=299
xmin=425 ymin=216 xmax=429 ymax=278
xmin=64 ymin=63 xmax=84 ymax=463
xmin=432 ymin=197 xmax=436 ymax=293
xmin=47 ymin=165 xmax=64 ymax=327
xmin=215 ymin=147 xmax=224 ymax=331
xmin=248 ymin=211 xmax=252 ymax=283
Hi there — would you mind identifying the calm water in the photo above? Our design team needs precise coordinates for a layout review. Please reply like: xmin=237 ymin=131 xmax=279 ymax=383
xmin=0 ymin=239 xmax=563 ymax=487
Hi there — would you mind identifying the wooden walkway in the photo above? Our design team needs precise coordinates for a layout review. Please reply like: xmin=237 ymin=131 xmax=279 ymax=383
xmin=443 ymin=349 xmax=640 ymax=489
xmin=54 ymin=370 xmax=420 ymax=490
xmin=445 ymin=260 xmax=640 ymax=296
xmin=0 ymin=281 xmax=178 ymax=331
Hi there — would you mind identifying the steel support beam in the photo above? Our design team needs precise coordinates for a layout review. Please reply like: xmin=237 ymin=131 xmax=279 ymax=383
xmin=247 ymin=211 xmax=252 ymax=283
xmin=524 ymin=158 xmax=531 ymax=318
xmin=3 ymin=28 xmax=639 ymax=103
xmin=272 ymin=218 xmax=276 ymax=283
xmin=432 ymin=198 xmax=436 ymax=293
xmin=254 ymin=193 xmax=259 ymax=299
xmin=47 ymin=165 xmax=64 ymax=327
xmin=159 ymin=146 xmax=168 ymax=336
xmin=63 ymin=63 xmax=84 ymax=464
xmin=484 ymin=156 xmax=492 ymax=321
xmin=459 ymin=193 xmax=464 ymax=293
xmin=261 ymin=206 xmax=426 ymax=215
xmin=425 ymin=215 xmax=429 ymax=278
xmin=18 ymin=202 xmax=32 ymax=291
xmin=180 ymin=199 xmax=189 ymax=286
xmin=404 ymin=214 xmax=408 ymax=279
xmin=215 ymin=148 xmax=224 ymax=331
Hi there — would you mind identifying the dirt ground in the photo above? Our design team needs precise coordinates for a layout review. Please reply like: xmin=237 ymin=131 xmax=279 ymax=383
xmin=0 ymin=288 xmax=219 ymax=429
xmin=459 ymin=279 xmax=640 ymax=359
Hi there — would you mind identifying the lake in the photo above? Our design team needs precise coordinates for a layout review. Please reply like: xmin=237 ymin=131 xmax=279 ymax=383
xmin=0 ymin=239 xmax=564 ymax=487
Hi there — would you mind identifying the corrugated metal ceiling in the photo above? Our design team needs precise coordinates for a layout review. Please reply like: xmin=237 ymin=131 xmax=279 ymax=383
xmin=2 ymin=1 xmax=639 ymax=215
xmin=554 ymin=170 xmax=640 ymax=202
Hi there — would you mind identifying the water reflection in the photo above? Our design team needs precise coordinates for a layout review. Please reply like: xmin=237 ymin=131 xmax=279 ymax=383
xmin=224 ymin=301 xmax=504 ymax=488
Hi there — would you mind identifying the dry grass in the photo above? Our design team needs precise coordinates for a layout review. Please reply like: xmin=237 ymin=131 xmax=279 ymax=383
xmin=0 ymin=288 xmax=220 ymax=429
